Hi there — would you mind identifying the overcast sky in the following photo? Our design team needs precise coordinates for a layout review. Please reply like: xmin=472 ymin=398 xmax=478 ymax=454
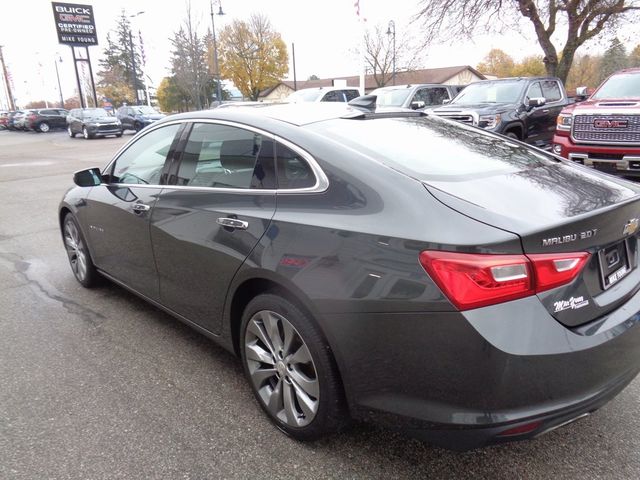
xmin=0 ymin=0 xmax=636 ymax=107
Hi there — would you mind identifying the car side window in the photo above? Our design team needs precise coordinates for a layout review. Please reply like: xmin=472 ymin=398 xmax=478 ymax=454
xmin=275 ymin=142 xmax=315 ymax=189
xmin=414 ymin=87 xmax=450 ymax=106
xmin=344 ymin=90 xmax=359 ymax=101
xmin=109 ymin=123 xmax=181 ymax=185
xmin=321 ymin=91 xmax=344 ymax=102
xmin=541 ymin=80 xmax=562 ymax=102
xmin=174 ymin=123 xmax=276 ymax=189
xmin=526 ymin=82 xmax=544 ymax=102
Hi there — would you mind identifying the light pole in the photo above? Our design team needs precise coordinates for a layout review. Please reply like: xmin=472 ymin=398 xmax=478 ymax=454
xmin=128 ymin=11 xmax=145 ymax=105
xmin=386 ymin=20 xmax=396 ymax=86
xmin=210 ymin=0 xmax=225 ymax=105
xmin=54 ymin=54 xmax=64 ymax=108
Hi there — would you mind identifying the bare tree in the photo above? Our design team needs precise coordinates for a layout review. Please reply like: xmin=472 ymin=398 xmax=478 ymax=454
xmin=170 ymin=2 xmax=210 ymax=109
xmin=415 ymin=0 xmax=640 ymax=83
xmin=364 ymin=24 xmax=422 ymax=87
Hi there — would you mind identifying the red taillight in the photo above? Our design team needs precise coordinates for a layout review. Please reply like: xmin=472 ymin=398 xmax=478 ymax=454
xmin=496 ymin=420 xmax=542 ymax=437
xmin=419 ymin=250 xmax=590 ymax=310
xmin=528 ymin=252 xmax=590 ymax=293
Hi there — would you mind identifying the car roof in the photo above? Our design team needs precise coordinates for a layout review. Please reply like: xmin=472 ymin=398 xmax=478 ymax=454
xmin=164 ymin=102 xmax=403 ymax=127
xmin=293 ymin=86 xmax=360 ymax=93
xmin=372 ymin=84 xmax=447 ymax=91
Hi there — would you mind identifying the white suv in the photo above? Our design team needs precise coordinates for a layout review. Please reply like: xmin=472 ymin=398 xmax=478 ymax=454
xmin=287 ymin=87 xmax=361 ymax=103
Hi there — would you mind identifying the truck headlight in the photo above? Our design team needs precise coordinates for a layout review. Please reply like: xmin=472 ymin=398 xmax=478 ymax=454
xmin=557 ymin=114 xmax=572 ymax=131
xmin=478 ymin=114 xmax=501 ymax=129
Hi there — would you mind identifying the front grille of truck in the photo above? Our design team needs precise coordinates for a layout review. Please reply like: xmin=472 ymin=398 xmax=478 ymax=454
xmin=572 ymin=115 xmax=640 ymax=144
xmin=437 ymin=114 xmax=474 ymax=125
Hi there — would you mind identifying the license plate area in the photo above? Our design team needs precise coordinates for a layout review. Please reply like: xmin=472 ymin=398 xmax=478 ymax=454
xmin=593 ymin=161 xmax=617 ymax=173
xmin=598 ymin=239 xmax=632 ymax=289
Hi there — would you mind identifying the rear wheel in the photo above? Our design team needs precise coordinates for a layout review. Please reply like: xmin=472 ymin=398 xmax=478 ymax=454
xmin=134 ymin=121 xmax=142 ymax=132
xmin=241 ymin=294 xmax=347 ymax=440
xmin=62 ymin=213 xmax=99 ymax=288
xmin=38 ymin=122 xmax=50 ymax=133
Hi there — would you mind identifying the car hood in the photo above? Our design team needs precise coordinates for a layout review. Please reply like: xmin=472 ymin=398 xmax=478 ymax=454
xmin=85 ymin=117 xmax=118 ymax=122
xmin=562 ymin=97 xmax=640 ymax=114
xmin=431 ymin=102 xmax=518 ymax=115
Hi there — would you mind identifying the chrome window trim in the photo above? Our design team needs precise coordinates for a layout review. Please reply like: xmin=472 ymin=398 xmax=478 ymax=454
xmin=101 ymin=118 xmax=329 ymax=195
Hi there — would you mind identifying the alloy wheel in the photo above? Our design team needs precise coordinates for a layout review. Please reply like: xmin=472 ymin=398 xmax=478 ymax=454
xmin=244 ymin=309 xmax=320 ymax=427
xmin=83 ymin=127 xmax=89 ymax=139
xmin=63 ymin=220 xmax=87 ymax=282
xmin=39 ymin=122 xmax=50 ymax=133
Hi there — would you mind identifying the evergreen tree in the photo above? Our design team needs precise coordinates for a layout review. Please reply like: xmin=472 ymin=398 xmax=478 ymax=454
xmin=629 ymin=44 xmax=640 ymax=68
xmin=97 ymin=13 xmax=145 ymax=107
xmin=598 ymin=37 xmax=628 ymax=83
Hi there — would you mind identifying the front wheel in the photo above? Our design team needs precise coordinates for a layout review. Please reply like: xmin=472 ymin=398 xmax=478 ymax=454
xmin=68 ymin=126 xmax=75 ymax=138
xmin=83 ymin=127 xmax=92 ymax=140
xmin=505 ymin=131 xmax=520 ymax=140
xmin=62 ymin=213 xmax=99 ymax=288
xmin=38 ymin=122 xmax=50 ymax=133
xmin=241 ymin=294 xmax=347 ymax=440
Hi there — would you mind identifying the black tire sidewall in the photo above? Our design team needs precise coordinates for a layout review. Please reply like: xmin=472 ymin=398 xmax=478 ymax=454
xmin=240 ymin=293 xmax=346 ymax=441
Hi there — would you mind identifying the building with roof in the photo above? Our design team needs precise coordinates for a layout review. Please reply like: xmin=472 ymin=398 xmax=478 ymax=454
xmin=258 ymin=65 xmax=486 ymax=102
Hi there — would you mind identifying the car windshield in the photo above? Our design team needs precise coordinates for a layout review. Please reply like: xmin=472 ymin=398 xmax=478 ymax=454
xmin=311 ymin=116 xmax=555 ymax=182
xmin=451 ymin=81 xmax=525 ymax=105
xmin=133 ymin=106 xmax=158 ymax=114
xmin=287 ymin=90 xmax=323 ymax=102
xmin=592 ymin=72 xmax=640 ymax=99
xmin=84 ymin=108 xmax=110 ymax=118
xmin=371 ymin=88 xmax=412 ymax=107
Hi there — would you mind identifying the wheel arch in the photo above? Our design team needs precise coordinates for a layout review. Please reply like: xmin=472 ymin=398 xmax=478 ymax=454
xmin=225 ymin=270 xmax=351 ymax=406
xmin=504 ymin=123 xmax=524 ymax=140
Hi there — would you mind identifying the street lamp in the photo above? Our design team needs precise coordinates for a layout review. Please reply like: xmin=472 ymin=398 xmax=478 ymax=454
xmin=386 ymin=20 xmax=396 ymax=86
xmin=210 ymin=0 xmax=225 ymax=105
xmin=54 ymin=54 xmax=64 ymax=108
xmin=128 ymin=11 xmax=145 ymax=105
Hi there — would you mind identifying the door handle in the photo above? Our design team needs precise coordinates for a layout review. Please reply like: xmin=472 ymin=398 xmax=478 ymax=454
xmin=542 ymin=109 xmax=549 ymax=113
xmin=217 ymin=217 xmax=249 ymax=230
xmin=132 ymin=203 xmax=151 ymax=213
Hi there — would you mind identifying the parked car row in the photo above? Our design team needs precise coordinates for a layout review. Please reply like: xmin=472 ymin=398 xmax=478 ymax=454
xmin=1 ymin=105 xmax=166 ymax=138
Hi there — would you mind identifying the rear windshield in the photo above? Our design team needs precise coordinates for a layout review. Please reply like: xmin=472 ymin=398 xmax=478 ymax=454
xmin=310 ymin=116 xmax=555 ymax=181
xmin=287 ymin=90 xmax=323 ymax=102
xmin=592 ymin=72 xmax=640 ymax=99
xmin=451 ymin=81 xmax=525 ymax=105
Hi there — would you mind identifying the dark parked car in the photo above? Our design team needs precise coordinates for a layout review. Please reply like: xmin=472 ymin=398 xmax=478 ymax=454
xmin=431 ymin=77 xmax=569 ymax=149
xmin=26 ymin=108 xmax=69 ymax=132
xmin=116 ymin=105 xmax=166 ymax=132
xmin=67 ymin=108 xmax=122 ymax=139
xmin=60 ymin=103 xmax=640 ymax=450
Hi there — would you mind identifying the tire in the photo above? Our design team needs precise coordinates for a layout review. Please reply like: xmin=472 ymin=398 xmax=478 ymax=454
xmin=62 ymin=213 xmax=99 ymax=288
xmin=240 ymin=293 xmax=347 ymax=441
xmin=116 ymin=130 xmax=123 ymax=138
xmin=134 ymin=122 xmax=142 ymax=132
xmin=83 ymin=127 xmax=92 ymax=140
xmin=505 ymin=131 xmax=519 ymax=140
xmin=68 ymin=126 xmax=76 ymax=138
xmin=38 ymin=122 xmax=50 ymax=133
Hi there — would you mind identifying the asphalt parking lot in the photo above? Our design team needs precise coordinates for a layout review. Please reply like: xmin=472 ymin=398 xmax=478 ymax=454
xmin=1 ymin=129 xmax=640 ymax=479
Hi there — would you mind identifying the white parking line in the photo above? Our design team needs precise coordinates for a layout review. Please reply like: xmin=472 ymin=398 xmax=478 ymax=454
xmin=0 ymin=161 xmax=54 ymax=168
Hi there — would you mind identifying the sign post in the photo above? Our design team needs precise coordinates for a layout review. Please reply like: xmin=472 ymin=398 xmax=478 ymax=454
xmin=51 ymin=2 xmax=98 ymax=108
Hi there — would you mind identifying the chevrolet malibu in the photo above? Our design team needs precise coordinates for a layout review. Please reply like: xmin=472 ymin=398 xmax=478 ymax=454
xmin=59 ymin=103 xmax=640 ymax=450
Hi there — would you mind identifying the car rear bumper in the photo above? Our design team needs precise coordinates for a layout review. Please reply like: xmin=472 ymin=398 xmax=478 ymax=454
xmin=320 ymin=288 xmax=640 ymax=450
xmin=552 ymin=134 xmax=640 ymax=176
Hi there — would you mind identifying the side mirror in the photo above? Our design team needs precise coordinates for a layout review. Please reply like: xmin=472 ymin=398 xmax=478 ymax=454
xmin=442 ymin=98 xmax=451 ymax=105
xmin=576 ymin=86 xmax=588 ymax=97
xmin=528 ymin=97 xmax=546 ymax=108
xmin=410 ymin=100 xmax=426 ymax=110
xmin=73 ymin=167 xmax=102 ymax=187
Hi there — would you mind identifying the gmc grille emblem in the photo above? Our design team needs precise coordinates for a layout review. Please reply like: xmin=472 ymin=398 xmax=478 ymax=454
xmin=594 ymin=119 xmax=628 ymax=128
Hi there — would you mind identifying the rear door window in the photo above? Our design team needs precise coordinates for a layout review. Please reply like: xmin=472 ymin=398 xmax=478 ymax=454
xmin=526 ymin=82 xmax=544 ymax=102
xmin=541 ymin=80 xmax=562 ymax=102
xmin=414 ymin=87 xmax=450 ymax=106
xmin=174 ymin=123 xmax=276 ymax=189
xmin=321 ymin=91 xmax=344 ymax=102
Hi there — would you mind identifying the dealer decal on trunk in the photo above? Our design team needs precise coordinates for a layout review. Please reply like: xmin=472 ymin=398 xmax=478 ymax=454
xmin=554 ymin=296 xmax=589 ymax=313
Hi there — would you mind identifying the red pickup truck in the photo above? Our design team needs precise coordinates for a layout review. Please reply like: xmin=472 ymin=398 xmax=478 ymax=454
xmin=552 ymin=68 xmax=640 ymax=177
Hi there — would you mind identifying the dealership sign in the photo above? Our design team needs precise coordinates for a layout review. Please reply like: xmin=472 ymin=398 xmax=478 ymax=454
xmin=51 ymin=2 xmax=98 ymax=46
